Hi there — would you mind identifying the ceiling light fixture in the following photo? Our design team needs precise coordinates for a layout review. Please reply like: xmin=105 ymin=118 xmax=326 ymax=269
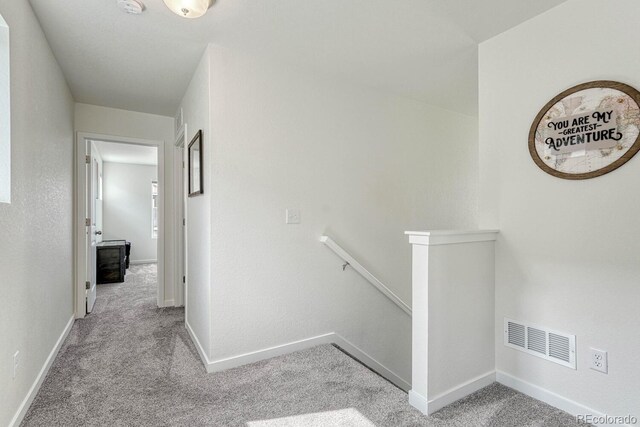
xmin=163 ymin=0 xmax=212 ymax=19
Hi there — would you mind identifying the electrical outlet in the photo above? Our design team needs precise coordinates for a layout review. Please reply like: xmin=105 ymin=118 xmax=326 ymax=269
xmin=590 ymin=348 xmax=608 ymax=374
xmin=13 ymin=350 xmax=20 ymax=379
xmin=285 ymin=209 xmax=300 ymax=224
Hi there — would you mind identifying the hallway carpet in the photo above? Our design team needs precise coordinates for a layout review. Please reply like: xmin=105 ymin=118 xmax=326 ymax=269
xmin=22 ymin=264 xmax=583 ymax=426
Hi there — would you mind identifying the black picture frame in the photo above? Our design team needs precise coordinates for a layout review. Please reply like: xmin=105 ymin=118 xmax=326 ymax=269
xmin=188 ymin=130 xmax=203 ymax=197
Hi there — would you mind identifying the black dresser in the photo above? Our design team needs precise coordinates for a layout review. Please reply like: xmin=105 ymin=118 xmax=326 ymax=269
xmin=97 ymin=240 xmax=129 ymax=284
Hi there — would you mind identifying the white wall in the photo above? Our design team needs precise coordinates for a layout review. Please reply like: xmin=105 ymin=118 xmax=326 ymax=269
xmin=182 ymin=45 xmax=478 ymax=381
xmin=179 ymin=48 xmax=212 ymax=357
xmin=479 ymin=0 xmax=640 ymax=416
xmin=75 ymin=104 xmax=175 ymax=302
xmin=103 ymin=162 xmax=158 ymax=263
xmin=0 ymin=2 xmax=75 ymax=425
xmin=0 ymin=14 xmax=9 ymax=203
xmin=427 ymin=241 xmax=496 ymax=397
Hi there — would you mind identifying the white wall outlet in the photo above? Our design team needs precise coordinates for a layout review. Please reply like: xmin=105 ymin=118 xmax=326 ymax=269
xmin=12 ymin=350 xmax=20 ymax=379
xmin=285 ymin=209 xmax=300 ymax=224
xmin=590 ymin=348 xmax=608 ymax=374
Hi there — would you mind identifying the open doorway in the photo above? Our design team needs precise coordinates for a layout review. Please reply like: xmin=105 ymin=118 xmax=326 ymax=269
xmin=75 ymin=133 xmax=165 ymax=318
xmin=173 ymin=123 xmax=188 ymax=309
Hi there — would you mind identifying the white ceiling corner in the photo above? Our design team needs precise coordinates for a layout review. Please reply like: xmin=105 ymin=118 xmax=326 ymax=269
xmin=93 ymin=140 xmax=158 ymax=166
xmin=28 ymin=0 xmax=567 ymax=117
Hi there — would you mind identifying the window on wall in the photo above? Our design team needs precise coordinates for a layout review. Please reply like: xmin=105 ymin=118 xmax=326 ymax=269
xmin=151 ymin=181 xmax=158 ymax=239
xmin=0 ymin=16 xmax=10 ymax=203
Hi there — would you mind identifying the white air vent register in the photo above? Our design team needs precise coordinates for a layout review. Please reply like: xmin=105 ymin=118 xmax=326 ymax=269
xmin=504 ymin=318 xmax=576 ymax=369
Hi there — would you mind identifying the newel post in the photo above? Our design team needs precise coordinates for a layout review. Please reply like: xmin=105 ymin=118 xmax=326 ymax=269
xmin=405 ymin=230 xmax=499 ymax=415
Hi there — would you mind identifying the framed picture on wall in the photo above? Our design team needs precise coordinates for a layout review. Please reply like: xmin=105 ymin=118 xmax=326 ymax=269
xmin=188 ymin=130 xmax=203 ymax=197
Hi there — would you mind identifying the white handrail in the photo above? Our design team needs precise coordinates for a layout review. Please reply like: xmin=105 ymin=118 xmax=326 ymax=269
xmin=320 ymin=235 xmax=412 ymax=317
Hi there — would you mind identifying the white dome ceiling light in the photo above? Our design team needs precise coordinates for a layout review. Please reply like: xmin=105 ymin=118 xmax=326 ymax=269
xmin=117 ymin=0 xmax=145 ymax=15
xmin=163 ymin=0 xmax=212 ymax=19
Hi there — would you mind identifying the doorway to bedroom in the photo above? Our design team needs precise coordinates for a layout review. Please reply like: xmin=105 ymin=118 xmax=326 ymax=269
xmin=75 ymin=134 xmax=164 ymax=318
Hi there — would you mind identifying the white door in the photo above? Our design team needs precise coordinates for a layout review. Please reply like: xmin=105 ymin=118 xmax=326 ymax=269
xmin=174 ymin=126 xmax=188 ymax=307
xmin=175 ymin=148 xmax=185 ymax=306
xmin=93 ymin=156 xmax=103 ymax=244
xmin=180 ymin=129 xmax=188 ymax=307
xmin=85 ymin=142 xmax=99 ymax=313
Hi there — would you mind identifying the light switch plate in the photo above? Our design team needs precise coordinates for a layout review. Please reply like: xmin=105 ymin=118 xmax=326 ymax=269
xmin=285 ymin=209 xmax=300 ymax=224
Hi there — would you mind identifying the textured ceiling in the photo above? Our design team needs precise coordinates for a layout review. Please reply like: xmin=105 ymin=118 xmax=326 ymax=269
xmin=29 ymin=0 xmax=566 ymax=117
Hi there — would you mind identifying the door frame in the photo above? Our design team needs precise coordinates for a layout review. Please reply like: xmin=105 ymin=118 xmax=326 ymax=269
xmin=173 ymin=124 xmax=187 ymax=307
xmin=75 ymin=132 xmax=166 ymax=318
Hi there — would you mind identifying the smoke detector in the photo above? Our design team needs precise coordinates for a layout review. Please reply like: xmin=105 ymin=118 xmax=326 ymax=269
xmin=117 ymin=0 xmax=145 ymax=15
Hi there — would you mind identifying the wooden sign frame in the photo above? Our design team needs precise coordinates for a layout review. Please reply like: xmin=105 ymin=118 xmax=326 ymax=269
xmin=528 ymin=80 xmax=640 ymax=180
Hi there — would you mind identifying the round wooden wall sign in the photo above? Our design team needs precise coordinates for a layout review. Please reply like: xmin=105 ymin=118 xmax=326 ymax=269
xmin=529 ymin=80 xmax=640 ymax=179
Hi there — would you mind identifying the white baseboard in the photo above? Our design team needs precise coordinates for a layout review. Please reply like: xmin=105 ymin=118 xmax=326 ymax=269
xmin=409 ymin=390 xmax=429 ymax=414
xmin=185 ymin=320 xmax=212 ymax=368
xmin=9 ymin=315 xmax=75 ymax=427
xmin=129 ymin=259 xmax=157 ymax=265
xmin=158 ymin=299 xmax=175 ymax=308
xmin=428 ymin=371 xmax=496 ymax=414
xmin=187 ymin=331 xmax=411 ymax=391
xmin=496 ymin=371 xmax=627 ymax=427
xmin=206 ymin=333 xmax=336 ymax=373
xmin=409 ymin=371 xmax=496 ymax=415
xmin=331 ymin=334 xmax=411 ymax=392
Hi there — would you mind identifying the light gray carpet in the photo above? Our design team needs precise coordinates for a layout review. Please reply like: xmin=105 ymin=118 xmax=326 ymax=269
xmin=22 ymin=264 xmax=584 ymax=426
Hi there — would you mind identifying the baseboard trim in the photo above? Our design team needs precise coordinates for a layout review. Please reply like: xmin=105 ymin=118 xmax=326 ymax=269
xmin=408 ymin=371 xmax=496 ymax=415
xmin=408 ymin=390 xmax=429 ymax=414
xmin=206 ymin=333 xmax=336 ymax=373
xmin=190 ymin=332 xmax=411 ymax=391
xmin=185 ymin=320 xmax=211 ymax=368
xmin=428 ymin=371 xmax=496 ymax=414
xmin=158 ymin=299 xmax=175 ymax=308
xmin=496 ymin=371 xmax=624 ymax=426
xmin=9 ymin=315 xmax=74 ymax=427
xmin=331 ymin=334 xmax=411 ymax=392
xmin=130 ymin=259 xmax=157 ymax=265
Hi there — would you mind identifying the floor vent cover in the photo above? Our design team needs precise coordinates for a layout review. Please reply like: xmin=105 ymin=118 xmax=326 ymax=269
xmin=504 ymin=318 xmax=576 ymax=369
